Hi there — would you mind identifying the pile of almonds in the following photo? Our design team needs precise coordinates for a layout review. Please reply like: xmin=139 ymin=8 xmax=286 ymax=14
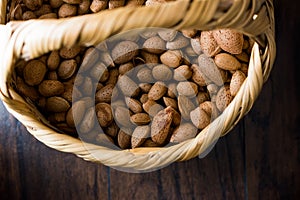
xmin=11 ymin=0 xmax=252 ymax=149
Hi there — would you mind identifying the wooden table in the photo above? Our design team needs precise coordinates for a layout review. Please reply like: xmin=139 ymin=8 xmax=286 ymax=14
xmin=0 ymin=1 xmax=299 ymax=199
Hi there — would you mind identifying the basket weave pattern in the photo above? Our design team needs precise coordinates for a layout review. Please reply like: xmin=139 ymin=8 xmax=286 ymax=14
xmin=0 ymin=0 xmax=275 ymax=171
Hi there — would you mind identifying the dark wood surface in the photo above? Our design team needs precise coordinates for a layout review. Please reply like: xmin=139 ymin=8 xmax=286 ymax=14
xmin=0 ymin=1 xmax=299 ymax=199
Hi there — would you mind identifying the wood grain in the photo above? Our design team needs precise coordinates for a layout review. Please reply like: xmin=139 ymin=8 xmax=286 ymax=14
xmin=0 ymin=0 xmax=299 ymax=199
xmin=245 ymin=1 xmax=300 ymax=199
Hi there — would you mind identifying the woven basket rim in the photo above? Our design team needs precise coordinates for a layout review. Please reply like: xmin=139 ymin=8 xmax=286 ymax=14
xmin=0 ymin=0 xmax=276 ymax=172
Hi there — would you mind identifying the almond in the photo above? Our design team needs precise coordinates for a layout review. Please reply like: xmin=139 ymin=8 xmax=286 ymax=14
xmin=96 ymin=103 xmax=113 ymax=127
xmin=104 ymin=121 xmax=119 ymax=138
xmin=191 ymin=64 xmax=209 ymax=86
xmin=206 ymin=83 xmax=219 ymax=94
xmin=190 ymin=107 xmax=211 ymax=129
xmin=89 ymin=62 xmax=109 ymax=82
xmin=16 ymin=77 xmax=39 ymax=101
xmin=213 ymin=29 xmax=244 ymax=54
xmin=148 ymin=81 xmax=167 ymax=100
xmin=137 ymin=67 xmax=154 ymax=82
xmin=143 ymin=100 xmax=164 ymax=116
xmin=66 ymin=100 xmax=86 ymax=128
xmin=80 ymin=47 xmax=100 ymax=72
xmin=78 ymin=0 xmax=91 ymax=14
xmin=46 ymin=96 xmax=70 ymax=112
xmin=151 ymin=106 xmax=174 ymax=145
xmin=34 ymin=4 xmax=52 ymax=17
xmin=160 ymin=50 xmax=182 ymax=68
xmin=166 ymin=35 xmax=189 ymax=50
xmin=216 ymin=85 xmax=233 ymax=112
xmin=140 ymin=51 xmax=160 ymax=65
xmin=167 ymin=83 xmax=178 ymax=98
xmin=235 ymin=52 xmax=249 ymax=63
xmin=119 ymin=62 xmax=134 ymax=75
xmin=59 ymin=46 xmax=81 ymax=59
xmin=95 ymin=84 xmax=114 ymax=103
xmin=106 ymin=68 xmax=119 ymax=85
xmin=140 ymin=94 xmax=149 ymax=104
xmin=198 ymin=54 xmax=224 ymax=86
xmin=109 ymin=0 xmax=125 ymax=9
xmin=163 ymin=97 xmax=178 ymax=110
xmin=47 ymin=51 xmax=60 ymax=70
xmin=130 ymin=113 xmax=151 ymax=125
xmin=111 ymin=41 xmax=139 ymax=64
xmin=90 ymin=0 xmax=107 ymax=12
xmin=158 ymin=29 xmax=177 ymax=41
xmin=117 ymin=75 xmax=140 ymax=97
xmin=48 ymin=112 xmax=66 ymax=124
xmin=125 ymin=97 xmax=143 ymax=113
xmin=190 ymin=37 xmax=202 ymax=55
xmin=143 ymin=36 xmax=166 ymax=54
xmin=50 ymin=0 xmax=64 ymax=9
xmin=170 ymin=123 xmax=198 ymax=143
xmin=38 ymin=80 xmax=64 ymax=97
xmin=47 ymin=71 xmax=58 ymax=80
xmin=196 ymin=91 xmax=210 ymax=104
xmin=199 ymin=101 xmax=213 ymax=116
xmin=57 ymin=59 xmax=77 ymax=80
xmin=113 ymin=106 xmax=133 ymax=128
xmin=58 ymin=3 xmax=77 ymax=18
xmin=24 ymin=0 xmax=43 ymax=11
xmin=152 ymin=64 xmax=173 ymax=81
xmin=178 ymin=95 xmax=195 ymax=120
xmin=173 ymin=65 xmax=192 ymax=81
xmin=132 ymin=125 xmax=150 ymax=148
xmin=181 ymin=29 xmax=198 ymax=38
xmin=200 ymin=31 xmax=221 ymax=57
xmin=139 ymin=83 xmax=152 ymax=93
xmin=214 ymin=53 xmax=241 ymax=71
xmin=23 ymin=60 xmax=47 ymax=86
xmin=176 ymin=81 xmax=198 ymax=97
xmin=230 ymin=70 xmax=246 ymax=96
xmin=118 ymin=128 xmax=132 ymax=149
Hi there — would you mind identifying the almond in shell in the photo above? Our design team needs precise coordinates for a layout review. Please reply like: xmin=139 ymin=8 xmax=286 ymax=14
xmin=96 ymin=102 xmax=113 ymax=127
xmin=214 ymin=53 xmax=241 ymax=71
xmin=216 ymin=85 xmax=233 ymax=112
xmin=118 ymin=128 xmax=132 ymax=149
xmin=230 ymin=70 xmax=246 ymax=96
xmin=198 ymin=54 xmax=224 ymax=86
xmin=143 ymin=36 xmax=166 ymax=54
xmin=151 ymin=106 xmax=174 ymax=145
xmin=170 ymin=123 xmax=198 ymax=143
xmin=148 ymin=81 xmax=167 ymax=100
xmin=132 ymin=125 xmax=150 ymax=148
xmin=111 ymin=41 xmax=139 ymax=64
xmin=200 ymin=31 xmax=221 ymax=57
xmin=23 ymin=60 xmax=47 ymax=86
xmin=190 ymin=107 xmax=211 ymax=129
xmin=160 ymin=50 xmax=182 ymax=68
xmin=213 ymin=29 xmax=244 ymax=54
xmin=46 ymin=96 xmax=70 ymax=112
xmin=130 ymin=113 xmax=151 ymax=125
xmin=38 ymin=80 xmax=64 ymax=97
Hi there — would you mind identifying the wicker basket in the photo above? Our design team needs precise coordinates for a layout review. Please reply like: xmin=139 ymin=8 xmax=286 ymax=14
xmin=0 ymin=0 xmax=275 ymax=172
